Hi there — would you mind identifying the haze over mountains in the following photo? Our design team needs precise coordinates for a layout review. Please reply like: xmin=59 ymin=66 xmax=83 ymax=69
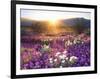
xmin=21 ymin=17 xmax=90 ymax=35
xmin=21 ymin=18 xmax=90 ymax=27
xmin=61 ymin=18 xmax=90 ymax=28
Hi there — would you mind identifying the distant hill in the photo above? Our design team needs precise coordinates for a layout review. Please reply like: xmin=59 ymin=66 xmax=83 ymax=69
xmin=21 ymin=18 xmax=90 ymax=27
xmin=60 ymin=18 xmax=90 ymax=34
xmin=61 ymin=18 xmax=90 ymax=28
xmin=21 ymin=18 xmax=90 ymax=35
xmin=21 ymin=18 xmax=33 ymax=26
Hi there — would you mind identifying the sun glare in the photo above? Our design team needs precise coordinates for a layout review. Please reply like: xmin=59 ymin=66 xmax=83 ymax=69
xmin=48 ymin=18 xmax=59 ymax=26
xmin=47 ymin=18 xmax=60 ymax=34
xmin=49 ymin=19 xmax=57 ymax=25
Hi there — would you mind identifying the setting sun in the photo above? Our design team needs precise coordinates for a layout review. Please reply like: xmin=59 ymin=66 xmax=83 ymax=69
xmin=46 ymin=18 xmax=60 ymax=34
xmin=48 ymin=18 xmax=58 ymax=26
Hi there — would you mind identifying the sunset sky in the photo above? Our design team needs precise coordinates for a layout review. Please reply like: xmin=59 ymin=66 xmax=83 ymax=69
xmin=21 ymin=9 xmax=91 ymax=21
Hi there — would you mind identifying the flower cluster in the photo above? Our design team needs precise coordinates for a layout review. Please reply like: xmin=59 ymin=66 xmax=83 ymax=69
xmin=21 ymin=33 xmax=90 ymax=69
